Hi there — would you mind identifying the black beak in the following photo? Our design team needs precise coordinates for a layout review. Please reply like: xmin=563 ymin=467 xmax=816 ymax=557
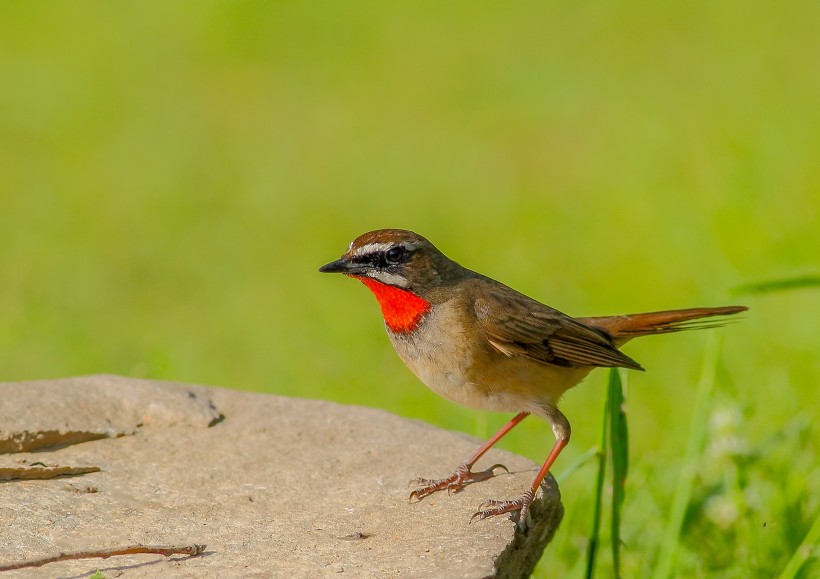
xmin=319 ymin=257 xmax=357 ymax=274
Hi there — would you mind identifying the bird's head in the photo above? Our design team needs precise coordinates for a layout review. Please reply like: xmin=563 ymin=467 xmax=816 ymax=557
xmin=320 ymin=229 xmax=462 ymax=332
xmin=319 ymin=229 xmax=460 ymax=294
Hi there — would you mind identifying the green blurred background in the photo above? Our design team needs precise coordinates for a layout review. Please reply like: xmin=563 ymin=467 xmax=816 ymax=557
xmin=1 ymin=2 xmax=817 ymax=576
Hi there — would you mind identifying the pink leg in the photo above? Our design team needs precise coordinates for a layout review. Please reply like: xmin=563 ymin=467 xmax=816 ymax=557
xmin=409 ymin=412 xmax=530 ymax=501
xmin=471 ymin=434 xmax=569 ymax=525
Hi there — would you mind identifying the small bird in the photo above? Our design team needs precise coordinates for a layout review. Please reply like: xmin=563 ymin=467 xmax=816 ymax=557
xmin=319 ymin=229 xmax=746 ymax=526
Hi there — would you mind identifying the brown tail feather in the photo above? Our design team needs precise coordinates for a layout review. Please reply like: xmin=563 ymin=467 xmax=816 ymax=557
xmin=580 ymin=306 xmax=748 ymax=344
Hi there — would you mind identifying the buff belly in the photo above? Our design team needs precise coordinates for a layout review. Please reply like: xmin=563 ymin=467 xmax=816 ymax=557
xmin=386 ymin=301 xmax=592 ymax=416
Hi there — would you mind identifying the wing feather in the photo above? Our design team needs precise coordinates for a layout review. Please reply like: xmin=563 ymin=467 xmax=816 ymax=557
xmin=473 ymin=283 xmax=644 ymax=371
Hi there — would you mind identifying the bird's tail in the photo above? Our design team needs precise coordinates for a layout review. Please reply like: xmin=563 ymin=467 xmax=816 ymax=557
xmin=580 ymin=306 xmax=747 ymax=344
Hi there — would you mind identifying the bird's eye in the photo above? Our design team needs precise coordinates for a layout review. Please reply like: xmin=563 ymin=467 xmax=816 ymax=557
xmin=385 ymin=246 xmax=404 ymax=264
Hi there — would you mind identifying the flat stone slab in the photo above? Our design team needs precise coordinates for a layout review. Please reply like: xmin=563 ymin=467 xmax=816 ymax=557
xmin=0 ymin=376 xmax=562 ymax=577
xmin=0 ymin=376 xmax=222 ymax=454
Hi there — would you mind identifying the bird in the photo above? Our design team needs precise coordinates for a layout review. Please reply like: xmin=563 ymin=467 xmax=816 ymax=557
xmin=319 ymin=228 xmax=746 ymax=526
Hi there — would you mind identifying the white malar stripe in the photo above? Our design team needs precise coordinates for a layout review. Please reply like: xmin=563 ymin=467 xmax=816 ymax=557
xmin=368 ymin=270 xmax=409 ymax=287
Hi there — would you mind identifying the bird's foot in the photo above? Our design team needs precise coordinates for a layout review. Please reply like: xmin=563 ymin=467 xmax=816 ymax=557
xmin=470 ymin=489 xmax=535 ymax=525
xmin=409 ymin=462 xmax=508 ymax=501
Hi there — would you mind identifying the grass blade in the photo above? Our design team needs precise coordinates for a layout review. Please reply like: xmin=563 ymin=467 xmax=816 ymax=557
xmin=585 ymin=375 xmax=611 ymax=579
xmin=732 ymin=275 xmax=820 ymax=296
xmin=777 ymin=513 xmax=820 ymax=579
xmin=556 ymin=445 xmax=599 ymax=484
xmin=652 ymin=329 xmax=724 ymax=579
xmin=609 ymin=369 xmax=628 ymax=578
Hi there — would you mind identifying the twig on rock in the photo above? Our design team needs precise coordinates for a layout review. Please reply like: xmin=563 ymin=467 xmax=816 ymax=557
xmin=0 ymin=465 xmax=100 ymax=481
xmin=0 ymin=544 xmax=206 ymax=572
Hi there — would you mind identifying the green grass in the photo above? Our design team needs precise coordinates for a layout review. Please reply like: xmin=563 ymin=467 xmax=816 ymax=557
xmin=584 ymin=370 xmax=628 ymax=579
xmin=608 ymin=369 xmax=629 ymax=578
xmin=0 ymin=2 xmax=818 ymax=576
xmin=652 ymin=328 xmax=724 ymax=579
xmin=585 ymin=375 xmax=610 ymax=579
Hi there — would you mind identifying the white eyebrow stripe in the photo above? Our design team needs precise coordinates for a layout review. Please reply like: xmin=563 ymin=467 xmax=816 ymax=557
xmin=350 ymin=242 xmax=395 ymax=257
xmin=349 ymin=241 xmax=423 ymax=258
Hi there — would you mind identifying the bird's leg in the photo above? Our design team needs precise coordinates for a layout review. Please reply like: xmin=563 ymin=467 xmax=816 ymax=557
xmin=471 ymin=436 xmax=568 ymax=525
xmin=471 ymin=406 xmax=570 ymax=527
xmin=409 ymin=412 xmax=529 ymax=501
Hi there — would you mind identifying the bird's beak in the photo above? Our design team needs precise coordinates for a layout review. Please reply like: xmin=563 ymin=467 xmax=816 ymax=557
xmin=319 ymin=257 xmax=363 ymax=275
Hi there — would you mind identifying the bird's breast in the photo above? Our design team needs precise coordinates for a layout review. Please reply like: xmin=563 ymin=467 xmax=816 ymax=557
xmin=386 ymin=300 xmax=589 ymax=414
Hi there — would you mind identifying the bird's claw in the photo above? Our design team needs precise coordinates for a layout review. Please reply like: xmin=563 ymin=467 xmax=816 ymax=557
xmin=409 ymin=463 xmax=509 ymax=502
xmin=470 ymin=490 xmax=535 ymax=525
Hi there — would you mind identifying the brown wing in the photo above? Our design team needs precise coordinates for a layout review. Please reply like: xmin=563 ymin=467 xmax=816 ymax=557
xmin=473 ymin=283 xmax=644 ymax=371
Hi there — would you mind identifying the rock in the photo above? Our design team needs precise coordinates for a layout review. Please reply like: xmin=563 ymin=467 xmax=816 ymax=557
xmin=0 ymin=375 xmax=562 ymax=577
xmin=0 ymin=376 xmax=222 ymax=453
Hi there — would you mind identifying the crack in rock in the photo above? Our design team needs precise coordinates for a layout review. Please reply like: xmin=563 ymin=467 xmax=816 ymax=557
xmin=0 ymin=429 xmax=130 ymax=454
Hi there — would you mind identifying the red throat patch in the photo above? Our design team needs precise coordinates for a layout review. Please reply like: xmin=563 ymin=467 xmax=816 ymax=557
xmin=354 ymin=276 xmax=431 ymax=334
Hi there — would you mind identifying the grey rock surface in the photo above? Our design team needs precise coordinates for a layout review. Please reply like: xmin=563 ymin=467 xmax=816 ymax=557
xmin=0 ymin=375 xmax=562 ymax=578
